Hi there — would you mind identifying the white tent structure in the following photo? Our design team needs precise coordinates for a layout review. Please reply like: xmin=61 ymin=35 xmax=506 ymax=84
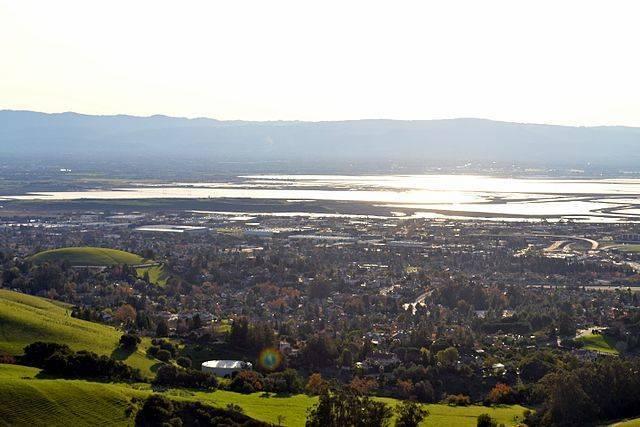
xmin=201 ymin=360 xmax=252 ymax=377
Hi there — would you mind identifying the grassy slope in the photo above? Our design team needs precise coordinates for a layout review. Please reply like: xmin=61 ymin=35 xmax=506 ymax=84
xmin=0 ymin=290 xmax=157 ymax=376
xmin=29 ymin=247 xmax=144 ymax=266
xmin=612 ymin=419 xmax=640 ymax=427
xmin=0 ymin=364 xmax=527 ymax=427
xmin=0 ymin=364 xmax=145 ymax=427
xmin=135 ymin=264 xmax=169 ymax=286
xmin=577 ymin=333 xmax=619 ymax=355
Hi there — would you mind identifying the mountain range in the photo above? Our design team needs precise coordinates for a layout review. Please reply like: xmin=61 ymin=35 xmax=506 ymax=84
xmin=2 ymin=110 xmax=639 ymax=172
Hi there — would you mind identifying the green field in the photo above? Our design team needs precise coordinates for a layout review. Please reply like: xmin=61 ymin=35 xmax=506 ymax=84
xmin=614 ymin=244 xmax=640 ymax=253
xmin=0 ymin=290 xmax=158 ymax=376
xmin=29 ymin=247 xmax=145 ymax=266
xmin=576 ymin=332 xmax=619 ymax=355
xmin=611 ymin=419 xmax=640 ymax=427
xmin=135 ymin=264 xmax=169 ymax=286
xmin=0 ymin=364 xmax=528 ymax=427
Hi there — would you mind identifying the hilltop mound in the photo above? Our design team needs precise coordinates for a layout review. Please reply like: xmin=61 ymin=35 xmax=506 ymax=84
xmin=29 ymin=247 xmax=145 ymax=266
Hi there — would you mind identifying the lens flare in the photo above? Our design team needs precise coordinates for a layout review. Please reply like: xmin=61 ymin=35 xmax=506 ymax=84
xmin=258 ymin=348 xmax=282 ymax=371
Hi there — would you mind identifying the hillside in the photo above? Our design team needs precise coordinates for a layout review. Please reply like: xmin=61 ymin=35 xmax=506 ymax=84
xmin=2 ymin=110 xmax=640 ymax=171
xmin=0 ymin=363 xmax=528 ymax=427
xmin=29 ymin=247 xmax=145 ymax=266
xmin=0 ymin=290 xmax=158 ymax=376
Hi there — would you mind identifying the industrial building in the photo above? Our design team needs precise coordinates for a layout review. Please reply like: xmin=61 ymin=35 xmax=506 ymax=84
xmin=135 ymin=225 xmax=209 ymax=234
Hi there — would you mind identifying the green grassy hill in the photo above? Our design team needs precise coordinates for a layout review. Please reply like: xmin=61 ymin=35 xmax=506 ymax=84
xmin=29 ymin=247 xmax=145 ymax=266
xmin=29 ymin=246 xmax=169 ymax=285
xmin=0 ymin=363 xmax=528 ymax=427
xmin=0 ymin=290 xmax=158 ymax=376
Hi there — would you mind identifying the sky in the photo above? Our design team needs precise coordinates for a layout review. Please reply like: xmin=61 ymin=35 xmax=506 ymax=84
xmin=1 ymin=0 xmax=639 ymax=126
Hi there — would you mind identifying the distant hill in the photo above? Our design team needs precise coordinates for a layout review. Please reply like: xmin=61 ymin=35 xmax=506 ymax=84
xmin=2 ymin=110 xmax=640 ymax=172
xmin=30 ymin=247 xmax=145 ymax=266
xmin=29 ymin=247 xmax=169 ymax=285
xmin=0 ymin=289 xmax=158 ymax=376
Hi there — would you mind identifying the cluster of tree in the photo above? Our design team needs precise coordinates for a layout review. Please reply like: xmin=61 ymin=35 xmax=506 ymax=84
xmin=227 ymin=369 xmax=304 ymax=394
xmin=298 ymin=334 xmax=339 ymax=369
xmin=528 ymin=358 xmax=640 ymax=426
xmin=306 ymin=388 xmax=428 ymax=427
xmin=71 ymin=306 xmax=103 ymax=322
xmin=146 ymin=338 xmax=179 ymax=362
xmin=22 ymin=341 xmax=142 ymax=381
xmin=228 ymin=317 xmax=275 ymax=354
xmin=152 ymin=364 xmax=218 ymax=390
xmin=134 ymin=394 xmax=266 ymax=426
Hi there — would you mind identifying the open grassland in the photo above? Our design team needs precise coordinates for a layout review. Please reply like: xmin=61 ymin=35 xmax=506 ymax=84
xmin=0 ymin=364 xmax=146 ymax=427
xmin=135 ymin=264 xmax=169 ymax=286
xmin=613 ymin=244 xmax=640 ymax=253
xmin=610 ymin=418 xmax=640 ymax=427
xmin=611 ymin=419 xmax=640 ymax=427
xmin=29 ymin=247 xmax=145 ymax=266
xmin=0 ymin=363 xmax=527 ymax=427
xmin=577 ymin=332 xmax=619 ymax=355
xmin=0 ymin=290 xmax=158 ymax=376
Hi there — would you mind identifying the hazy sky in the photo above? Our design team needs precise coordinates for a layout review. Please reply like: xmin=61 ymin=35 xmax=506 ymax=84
xmin=1 ymin=0 xmax=639 ymax=125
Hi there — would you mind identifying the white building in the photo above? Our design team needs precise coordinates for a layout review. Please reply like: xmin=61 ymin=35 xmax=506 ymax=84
xmin=201 ymin=360 xmax=252 ymax=377
xmin=135 ymin=225 xmax=209 ymax=234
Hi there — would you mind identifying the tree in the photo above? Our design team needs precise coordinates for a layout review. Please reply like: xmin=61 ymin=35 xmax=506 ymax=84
xmin=306 ymin=389 xmax=392 ymax=427
xmin=309 ymin=280 xmax=331 ymax=300
xmin=229 ymin=370 xmax=264 ymax=394
xmin=435 ymin=346 xmax=459 ymax=367
xmin=301 ymin=334 xmax=338 ymax=368
xmin=176 ymin=356 xmax=192 ymax=369
xmin=556 ymin=312 xmax=576 ymax=337
xmin=395 ymin=401 xmax=428 ymax=427
xmin=537 ymin=371 xmax=594 ymax=426
xmin=413 ymin=380 xmax=436 ymax=403
xmin=153 ymin=365 xmax=217 ymax=390
xmin=135 ymin=394 xmax=175 ymax=426
xmin=119 ymin=333 xmax=141 ymax=351
xmin=349 ymin=376 xmax=377 ymax=395
xmin=115 ymin=304 xmax=137 ymax=325
xmin=486 ymin=383 xmax=515 ymax=405
xmin=156 ymin=349 xmax=172 ymax=362
xmin=305 ymin=373 xmax=328 ymax=395
xmin=156 ymin=319 xmax=169 ymax=337
xmin=476 ymin=413 xmax=497 ymax=427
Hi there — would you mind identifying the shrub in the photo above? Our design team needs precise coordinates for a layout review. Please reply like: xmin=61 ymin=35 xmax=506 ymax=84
xmin=153 ymin=365 xmax=217 ymax=390
xmin=229 ymin=370 xmax=264 ymax=394
xmin=176 ymin=356 xmax=192 ymax=369
xmin=264 ymin=369 xmax=304 ymax=394
xmin=22 ymin=342 xmax=72 ymax=367
xmin=477 ymin=413 xmax=497 ymax=427
xmin=156 ymin=349 xmax=172 ymax=362
xmin=444 ymin=394 xmax=471 ymax=406
xmin=134 ymin=394 xmax=264 ymax=426
xmin=32 ymin=346 xmax=143 ymax=382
